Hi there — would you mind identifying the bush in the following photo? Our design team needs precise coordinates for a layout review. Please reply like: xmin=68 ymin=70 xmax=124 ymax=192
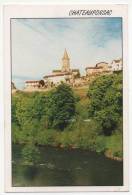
xmin=35 ymin=129 xmax=59 ymax=146
xmin=105 ymin=133 xmax=123 ymax=158
xmin=94 ymin=136 xmax=107 ymax=153
xmin=60 ymin=131 xmax=72 ymax=147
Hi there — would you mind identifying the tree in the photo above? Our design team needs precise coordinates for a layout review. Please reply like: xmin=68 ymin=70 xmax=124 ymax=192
xmin=87 ymin=72 xmax=123 ymax=136
xmin=12 ymin=96 xmax=19 ymax=124
xmin=15 ymin=92 xmax=47 ymax=126
xmin=12 ymin=92 xmax=49 ymax=144
xmin=47 ymin=83 xmax=76 ymax=130
xmin=39 ymin=80 xmax=45 ymax=87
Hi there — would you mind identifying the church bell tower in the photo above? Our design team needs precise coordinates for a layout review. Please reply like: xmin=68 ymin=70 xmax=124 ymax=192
xmin=62 ymin=49 xmax=70 ymax=72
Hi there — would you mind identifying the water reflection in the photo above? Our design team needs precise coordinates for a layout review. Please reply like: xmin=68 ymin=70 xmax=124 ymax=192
xmin=12 ymin=145 xmax=123 ymax=186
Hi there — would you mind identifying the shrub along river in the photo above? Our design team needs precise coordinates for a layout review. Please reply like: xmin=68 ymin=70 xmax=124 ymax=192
xmin=12 ymin=144 xmax=123 ymax=186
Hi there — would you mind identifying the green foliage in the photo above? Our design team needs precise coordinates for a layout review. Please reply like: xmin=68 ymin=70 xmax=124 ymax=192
xmin=12 ymin=74 xmax=123 ymax=160
xmin=12 ymin=92 xmax=49 ymax=144
xmin=35 ymin=129 xmax=60 ymax=146
xmin=94 ymin=136 xmax=107 ymax=153
xmin=87 ymin=72 xmax=123 ymax=136
xmin=46 ymin=83 xmax=76 ymax=130
xmin=12 ymin=123 xmax=21 ymax=143
xmin=14 ymin=92 xmax=47 ymax=125
xmin=105 ymin=133 xmax=123 ymax=158
xmin=61 ymin=119 xmax=99 ymax=150
xmin=12 ymin=96 xmax=18 ymax=124
xmin=12 ymin=84 xmax=76 ymax=145
xmin=76 ymin=98 xmax=89 ymax=118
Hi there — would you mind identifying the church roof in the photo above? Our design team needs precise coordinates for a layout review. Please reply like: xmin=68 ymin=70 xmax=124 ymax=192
xmin=52 ymin=69 xmax=61 ymax=73
xmin=96 ymin=62 xmax=108 ymax=66
xmin=62 ymin=49 xmax=69 ymax=60
xmin=112 ymin=59 xmax=121 ymax=63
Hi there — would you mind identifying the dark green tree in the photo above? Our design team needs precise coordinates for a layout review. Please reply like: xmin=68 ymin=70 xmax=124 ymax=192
xmin=87 ymin=72 xmax=123 ymax=136
xmin=15 ymin=92 xmax=47 ymax=126
xmin=12 ymin=92 xmax=49 ymax=144
xmin=47 ymin=83 xmax=76 ymax=130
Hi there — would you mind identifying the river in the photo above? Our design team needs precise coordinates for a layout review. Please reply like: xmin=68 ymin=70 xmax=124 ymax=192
xmin=12 ymin=144 xmax=123 ymax=186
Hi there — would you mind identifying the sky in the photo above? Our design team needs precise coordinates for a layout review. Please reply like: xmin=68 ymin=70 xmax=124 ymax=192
xmin=11 ymin=18 xmax=122 ymax=89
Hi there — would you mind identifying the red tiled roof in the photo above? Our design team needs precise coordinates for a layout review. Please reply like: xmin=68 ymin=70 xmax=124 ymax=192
xmin=52 ymin=69 xmax=61 ymax=72
xmin=25 ymin=80 xmax=39 ymax=83
xmin=96 ymin=62 xmax=108 ymax=66
xmin=113 ymin=59 xmax=121 ymax=63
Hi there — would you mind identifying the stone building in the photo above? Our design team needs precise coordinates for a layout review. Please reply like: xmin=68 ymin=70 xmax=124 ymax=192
xmin=24 ymin=80 xmax=46 ymax=91
xmin=85 ymin=62 xmax=110 ymax=76
xmin=24 ymin=49 xmax=122 ymax=91
xmin=24 ymin=49 xmax=80 ymax=90
xmin=109 ymin=58 xmax=123 ymax=71
xmin=96 ymin=62 xmax=109 ymax=70
xmin=43 ymin=49 xmax=80 ymax=86
xmin=25 ymin=80 xmax=40 ymax=89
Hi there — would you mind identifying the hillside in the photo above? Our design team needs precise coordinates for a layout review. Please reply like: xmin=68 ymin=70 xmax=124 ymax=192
xmin=12 ymin=72 xmax=123 ymax=161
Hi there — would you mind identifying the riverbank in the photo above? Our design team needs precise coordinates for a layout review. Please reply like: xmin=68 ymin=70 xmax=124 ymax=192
xmin=44 ymin=143 xmax=123 ymax=162
xmin=13 ymin=127 xmax=123 ymax=162
xmin=105 ymin=150 xmax=123 ymax=161
xmin=59 ymin=145 xmax=123 ymax=162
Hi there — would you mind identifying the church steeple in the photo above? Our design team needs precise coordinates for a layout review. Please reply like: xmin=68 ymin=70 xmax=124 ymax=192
xmin=62 ymin=49 xmax=70 ymax=72
xmin=62 ymin=49 xmax=69 ymax=60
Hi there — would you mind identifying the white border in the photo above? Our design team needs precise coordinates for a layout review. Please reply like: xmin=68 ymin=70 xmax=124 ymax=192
xmin=4 ymin=4 xmax=129 ymax=192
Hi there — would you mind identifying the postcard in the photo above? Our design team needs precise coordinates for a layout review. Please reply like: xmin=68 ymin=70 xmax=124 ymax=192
xmin=4 ymin=4 xmax=128 ymax=192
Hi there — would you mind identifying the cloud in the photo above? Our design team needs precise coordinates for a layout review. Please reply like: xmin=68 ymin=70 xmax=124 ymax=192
xmin=11 ymin=18 xmax=122 ymax=88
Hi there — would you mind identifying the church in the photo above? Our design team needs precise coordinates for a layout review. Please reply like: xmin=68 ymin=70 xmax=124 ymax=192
xmin=43 ymin=49 xmax=80 ymax=86
xmin=24 ymin=49 xmax=80 ymax=91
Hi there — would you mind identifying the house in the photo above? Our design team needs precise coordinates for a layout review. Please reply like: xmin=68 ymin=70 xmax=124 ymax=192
xmin=85 ymin=62 xmax=110 ymax=76
xmin=110 ymin=59 xmax=123 ymax=71
xmin=44 ymin=72 xmax=71 ymax=86
xmin=25 ymin=80 xmax=40 ymax=88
